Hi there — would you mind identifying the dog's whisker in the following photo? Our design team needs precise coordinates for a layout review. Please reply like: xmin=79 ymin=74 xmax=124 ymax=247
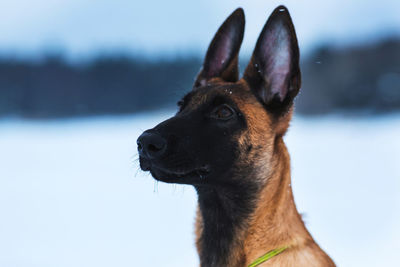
xmin=172 ymin=184 xmax=177 ymax=195
xmin=153 ymin=180 xmax=159 ymax=194
xmin=130 ymin=152 xmax=139 ymax=161
xmin=134 ymin=168 xmax=141 ymax=178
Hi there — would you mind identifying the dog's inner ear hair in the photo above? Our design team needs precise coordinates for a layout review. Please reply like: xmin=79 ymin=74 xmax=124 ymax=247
xmin=243 ymin=6 xmax=301 ymax=114
xmin=194 ymin=8 xmax=245 ymax=89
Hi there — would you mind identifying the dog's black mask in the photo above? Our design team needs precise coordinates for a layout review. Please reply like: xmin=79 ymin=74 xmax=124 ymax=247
xmin=137 ymin=86 xmax=247 ymax=186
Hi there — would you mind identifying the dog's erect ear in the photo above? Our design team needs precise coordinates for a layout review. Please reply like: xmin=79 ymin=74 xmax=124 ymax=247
xmin=194 ymin=8 xmax=245 ymax=89
xmin=243 ymin=6 xmax=300 ymax=115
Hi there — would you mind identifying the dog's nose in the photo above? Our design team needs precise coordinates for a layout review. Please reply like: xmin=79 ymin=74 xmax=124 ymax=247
xmin=137 ymin=131 xmax=167 ymax=159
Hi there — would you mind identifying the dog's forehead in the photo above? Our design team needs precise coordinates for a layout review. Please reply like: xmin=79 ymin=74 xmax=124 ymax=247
xmin=183 ymin=82 xmax=253 ymax=110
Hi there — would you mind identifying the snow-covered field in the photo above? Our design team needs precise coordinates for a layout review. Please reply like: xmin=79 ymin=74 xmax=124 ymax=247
xmin=0 ymin=111 xmax=399 ymax=267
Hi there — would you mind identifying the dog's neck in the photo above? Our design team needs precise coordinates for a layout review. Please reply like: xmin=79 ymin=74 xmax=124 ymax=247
xmin=195 ymin=181 xmax=256 ymax=267
xmin=195 ymin=138 xmax=312 ymax=267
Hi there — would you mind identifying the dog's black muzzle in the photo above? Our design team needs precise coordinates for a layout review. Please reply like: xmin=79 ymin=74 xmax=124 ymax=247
xmin=136 ymin=114 xmax=216 ymax=185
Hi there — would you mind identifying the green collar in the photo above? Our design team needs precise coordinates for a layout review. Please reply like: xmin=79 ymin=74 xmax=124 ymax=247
xmin=248 ymin=246 xmax=289 ymax=267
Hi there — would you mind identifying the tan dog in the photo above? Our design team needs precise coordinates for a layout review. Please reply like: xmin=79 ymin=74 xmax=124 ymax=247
xmin=138 ymin=5 xmax=335 ymax=267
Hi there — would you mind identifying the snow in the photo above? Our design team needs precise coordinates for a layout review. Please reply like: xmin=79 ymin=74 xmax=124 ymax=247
xmin=0 ymin=111 xmax=399 ymax=266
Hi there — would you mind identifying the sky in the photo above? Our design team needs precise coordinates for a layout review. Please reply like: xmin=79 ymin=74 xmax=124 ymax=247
xmin=1 ymin=0 xmax=400 ymax=59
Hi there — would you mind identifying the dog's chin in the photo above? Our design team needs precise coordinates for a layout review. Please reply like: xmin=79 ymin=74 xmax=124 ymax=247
xmin=140 ymin=160 xmax=210 ymax=185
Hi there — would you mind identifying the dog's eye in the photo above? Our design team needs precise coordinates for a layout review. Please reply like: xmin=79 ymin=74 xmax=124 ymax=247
xmin=210 ymin=104 xmax=234 ymax=120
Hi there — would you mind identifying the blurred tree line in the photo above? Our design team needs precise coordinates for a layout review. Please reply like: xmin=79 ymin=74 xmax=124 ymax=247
xmin=0 ymin=38 xmax=399 ymax=118
xmin=298 ymin=38 xmax=400 ymax=114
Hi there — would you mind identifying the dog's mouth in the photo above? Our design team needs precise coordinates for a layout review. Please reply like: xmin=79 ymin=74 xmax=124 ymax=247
xmin=140 ymin=159 xmax=210 ymax=184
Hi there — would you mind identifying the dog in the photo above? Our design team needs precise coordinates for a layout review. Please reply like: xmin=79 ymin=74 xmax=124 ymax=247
xmin=137 ymin=5 xmax=335 ymax=267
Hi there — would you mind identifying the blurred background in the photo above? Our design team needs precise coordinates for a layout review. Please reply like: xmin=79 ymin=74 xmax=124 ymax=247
xmin=0 ymin=0 xmax=399 ymax=266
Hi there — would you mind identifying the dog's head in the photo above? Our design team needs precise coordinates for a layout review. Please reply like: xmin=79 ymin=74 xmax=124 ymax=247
xmin=137 ymin=6 xmax=300 ymax=187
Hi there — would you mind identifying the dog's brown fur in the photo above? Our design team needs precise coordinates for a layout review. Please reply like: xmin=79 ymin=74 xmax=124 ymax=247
xmin=194 ymin=78 xmax=335 ymax=266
